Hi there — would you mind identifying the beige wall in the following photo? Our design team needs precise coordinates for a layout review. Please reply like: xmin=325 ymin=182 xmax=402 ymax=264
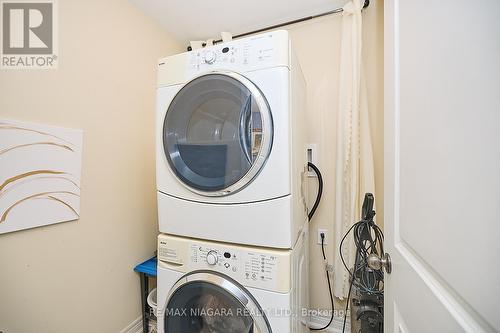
xmin=285 ymin=0 xmax=384 ymax=311
xmin=0 ymin=0 xmax=182 ymax=332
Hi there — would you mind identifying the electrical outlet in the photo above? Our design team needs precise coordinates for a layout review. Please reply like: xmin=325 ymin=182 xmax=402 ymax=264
xmin=306 ymin=144 xmax=317 ymax=177
xmin=317 ymin=229 xmax=328 ymax=245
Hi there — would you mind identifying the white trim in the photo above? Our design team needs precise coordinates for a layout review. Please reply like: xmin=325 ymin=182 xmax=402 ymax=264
xmin=308 ymin=315 xmax=351 ymax=333
xmin=396 ymin=241 xmax=491 ymax=333
xmin=383 ymin=0 xmax=398 ymax=331
xmin=120 ymin=316 xmax=142 ymax=333
xmin=120 ymin=316 xmax=157 ymax=333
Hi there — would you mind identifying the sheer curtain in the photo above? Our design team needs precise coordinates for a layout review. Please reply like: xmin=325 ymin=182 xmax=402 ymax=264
xmin=332 ymin=0 xmax=376 ymax=299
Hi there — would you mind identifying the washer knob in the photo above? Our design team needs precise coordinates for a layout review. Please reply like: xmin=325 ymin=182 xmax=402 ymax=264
xmin=206 ymin=250 xmax=218 ymax=265
xmin=204 ymin=51 xmax=216 ymax=64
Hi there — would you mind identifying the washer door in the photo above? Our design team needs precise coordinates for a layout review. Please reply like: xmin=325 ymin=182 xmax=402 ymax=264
xmin=164 ymin=271 xmax=272 ymax=333
xmin=163 ymin=72 xmax=273 ymax=196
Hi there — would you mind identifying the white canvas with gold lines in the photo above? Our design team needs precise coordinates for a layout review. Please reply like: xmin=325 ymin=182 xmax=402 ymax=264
xmin=0 ymin=119 xmax=83 ymax=234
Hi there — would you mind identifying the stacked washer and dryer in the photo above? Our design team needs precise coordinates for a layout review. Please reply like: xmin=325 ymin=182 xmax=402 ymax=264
xmin=155 ymin=30 xmax=311 ymax=333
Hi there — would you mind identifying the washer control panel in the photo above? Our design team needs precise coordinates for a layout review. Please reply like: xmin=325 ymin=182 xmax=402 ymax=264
xmin=190 ymin=243 xmax=278 ymax=285
xmin=158 ymin=234 xmax=291 ymax=293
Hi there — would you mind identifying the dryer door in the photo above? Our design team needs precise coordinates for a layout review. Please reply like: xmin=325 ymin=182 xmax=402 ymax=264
xmin=163 ymin=271 xmax=272 ymax=333
xmin=162 ymin=72 xmax=273 ymax=196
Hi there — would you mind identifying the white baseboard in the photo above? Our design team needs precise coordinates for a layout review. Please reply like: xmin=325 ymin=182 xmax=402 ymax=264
xmin=308 ymin=315 xmax=351 ymax=333
xmin=120 ymin=316 xmax=157 ymax=333
xmin=120 ymin=316 xmax=142 ymax=333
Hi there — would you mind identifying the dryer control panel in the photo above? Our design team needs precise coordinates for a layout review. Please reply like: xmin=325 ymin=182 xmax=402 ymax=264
xmin=186 ymin=30 xmax=290 ymax=75
xmin=157 ymin=30 xmax=291 ymax=87
xmin=158 ymin=233 xmax=292 ymax=293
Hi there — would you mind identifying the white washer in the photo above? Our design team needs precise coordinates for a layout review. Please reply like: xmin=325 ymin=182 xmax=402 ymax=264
xmin=157 ymin=229 xmax=309 ymax=333
xmin=156 ymin=30 xmax=308 ymax=249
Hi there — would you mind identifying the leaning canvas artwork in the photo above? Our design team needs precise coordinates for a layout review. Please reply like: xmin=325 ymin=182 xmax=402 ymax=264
xmin=0 ymin=119 xmax=83 ymax=234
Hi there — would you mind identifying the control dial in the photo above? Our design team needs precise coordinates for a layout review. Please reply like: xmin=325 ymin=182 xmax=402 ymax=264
xmin=206 ymin=250 xmax=218 ymax=265
xmin=204 ymin=51 xmax=217 ymax=64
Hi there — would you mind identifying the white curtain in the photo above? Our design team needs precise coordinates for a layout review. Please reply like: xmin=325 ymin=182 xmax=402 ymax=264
xmin=332 ymin=0 xmax=376 ymax=299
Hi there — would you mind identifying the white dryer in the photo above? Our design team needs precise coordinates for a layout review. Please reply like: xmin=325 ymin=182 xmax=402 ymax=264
xmin=156 ymin=31 xmax=308 ymax=249
xmin=156 ymin=229 xmax=309 ymax=333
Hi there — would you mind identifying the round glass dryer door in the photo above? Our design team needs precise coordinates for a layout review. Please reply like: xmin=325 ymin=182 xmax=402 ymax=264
xmin=164 ymin=271 xmax=272 ymax=333
xmin=163 ymin=72 xmax=273 ymax=196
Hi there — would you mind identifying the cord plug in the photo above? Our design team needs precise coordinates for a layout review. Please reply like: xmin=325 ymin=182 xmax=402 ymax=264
xmin=311 ymin=229 xmax=335 ymax=331
xmin=320 ymin=233 xmax=331 ymax=269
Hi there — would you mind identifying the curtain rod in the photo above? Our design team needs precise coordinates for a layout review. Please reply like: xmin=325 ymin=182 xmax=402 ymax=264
xmin=187 ymin=0 xmax=369 ymax=51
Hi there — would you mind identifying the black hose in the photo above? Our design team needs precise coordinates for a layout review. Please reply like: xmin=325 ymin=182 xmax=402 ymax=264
xmin=307 ymin=162 xmax=323 ymax=221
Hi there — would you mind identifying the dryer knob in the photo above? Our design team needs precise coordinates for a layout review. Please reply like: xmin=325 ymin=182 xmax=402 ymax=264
xmin=206 ymin=251 xmax=218 ymax=265
xmin=204 ymin=51 xmax=216 ymax=64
